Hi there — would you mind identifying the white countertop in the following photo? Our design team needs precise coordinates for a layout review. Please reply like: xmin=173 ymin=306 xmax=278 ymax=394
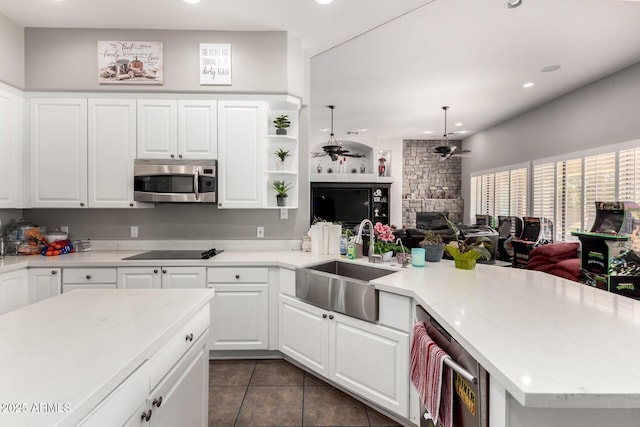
xmin=2 ymin=250 xmax=640 ymax=409
xmin=0 ymin=289 xmax=215 ymax=426
xmin=372 ymin=261 xmax=640 ymax=409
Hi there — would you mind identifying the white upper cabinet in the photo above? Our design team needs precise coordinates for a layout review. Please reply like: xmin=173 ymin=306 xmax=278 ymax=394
xmin=137 ymin=99 xmax=178 ymax=159
xmin=178 ymin=100 xmax=217 ymax=159
xmin=88 ymin=99 xmax=138 ymax=208
xmin=217 ymin=100 xmax=266 ymax=209
xmin=0 ymin=86 xmax=23 ymax=208
xmin=30 ymin=98 xmax=88 ymax=208
xmin=137 ymin=99 xmax=217 ymax=160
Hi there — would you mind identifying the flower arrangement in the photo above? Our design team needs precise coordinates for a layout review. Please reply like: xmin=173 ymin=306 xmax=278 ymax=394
xmin=373 ymin=222 xmax=397 ymax=254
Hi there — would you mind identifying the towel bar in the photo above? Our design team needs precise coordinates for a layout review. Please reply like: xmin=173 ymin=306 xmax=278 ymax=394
xmin=444 ymin=357 xmax=477 ymax=384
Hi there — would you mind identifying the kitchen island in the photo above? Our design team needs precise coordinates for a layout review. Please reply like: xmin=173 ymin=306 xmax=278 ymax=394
xmin=0 ymin=288 xmax=214 ymax=426
xmin=2 ymin=249 xmax=640 ymax=426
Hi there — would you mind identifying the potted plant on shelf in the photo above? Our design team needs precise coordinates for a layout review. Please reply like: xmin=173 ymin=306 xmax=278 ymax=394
xmin=273 ymin=114 xmax=291 ymax=135
xmin=419 ymin=230 xmax=446 ymax=262
xmin=438 ymin=214 xmax=492 ymax=270
xmin=274 ymin=148 xmax=291 ymax=171
xmin=272 ymin=180 xmax=293 ymax=206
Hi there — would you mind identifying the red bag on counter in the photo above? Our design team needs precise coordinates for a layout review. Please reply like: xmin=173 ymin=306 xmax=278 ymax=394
xmin=41 ymin=239 xmax=74 ymax=256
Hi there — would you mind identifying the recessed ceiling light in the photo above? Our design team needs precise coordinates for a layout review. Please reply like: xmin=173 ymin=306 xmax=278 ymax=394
xmin=458 ymin=130 xmax=470 ymax=134
xmin=423 ymin=130 xmax=434 ymax=134
xmin=523 ymin=82 xmax=535 ymax=88
xmin=504 ymin=0 xmax=523 ymax=9
xmin=182 ymin=0 xmax=200 ymax=4
xmin=455 ymin=122 xmax=462 ymax=127
xmin=320 ymin=128 xmax=330 ymax=132
xmin=359 ymin=128 xmax=368 ymax=132
xmin=315 ymin=0 xmax=334 ymax=4
xmin=541 ymin=65 xmax=561 ymax=73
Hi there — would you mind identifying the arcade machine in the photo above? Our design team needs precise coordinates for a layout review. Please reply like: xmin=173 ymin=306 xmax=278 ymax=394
xmin=571 ymin=201 xmax=640 ymax=294
xmin=496 ymin=216 xmax=524 ymax=263
xmin=511 ymin=217 xmax=554 ymax=268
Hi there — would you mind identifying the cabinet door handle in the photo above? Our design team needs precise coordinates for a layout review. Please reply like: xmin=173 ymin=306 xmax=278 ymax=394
xmin=170 ymin=154 xmax=175 ymax=158
xmin=185 ymin=333 xmax=194 ymax=342
xmin=153 ymin=269 xmax=158 ymax=274
xmin=218 ymin=203 xmax=222 ymax=207
xmin=80 ymin=202 xmax=85 ymax=207
xmin=329 ymin=314 xmax=334 ymax=320
xmin=85 ymin=275 xmax=91 ymax=280
xmin=178 ymin=154 xmax=183 ymax=159
xmin=51 ymin=270 xmax=57 ymax=275
xmin=129 ymin=203 xmax=134 ymax=207
xmin=322 ymin=313 xmax=327 ymax=319
xmin=162 ymin=269 xmax=167 ymax=274
xmin=141 ymin=409 xmax=152 ymax=422
xmin=152 ymin=396 xmax=163 ymax=408
xmin=235 ymin=274 xmax=240 ymax=279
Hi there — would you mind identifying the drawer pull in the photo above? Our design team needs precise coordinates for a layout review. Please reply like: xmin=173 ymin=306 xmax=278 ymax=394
xmin=329 ymin=314 xmax=334 ymax=320
xmin=85 ymin=275 xmax=91 ymax=280
xmin=185 ymin=333 xmax=194 ymax=342
xmin=322 ymin=313 xmax=327 ymax=319
xmin=141 ymin=409 xmax=152 ymax=422
xmin=129 ymin=203 xmax=134 ymax=207
xmin=162 ymin=269 xmax=167 ymax=274
xmin=153 ymin=269 xmax=158 ymax=274
xmin=152 ymin=397 xmax=163 ymax=408
xmin=235 ymin=274 xmax=240 ymax=279
xmin=51 ymin=270 xmax=57 ymax=275
xmin=80 ymin=202 xmax=85 ymax=207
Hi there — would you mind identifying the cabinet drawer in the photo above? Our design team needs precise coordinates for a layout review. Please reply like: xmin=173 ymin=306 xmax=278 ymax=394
xmin=148 ymin=304 xmax=210 ymax=389
xmin=63 ymin=268 xmax=117 ymax=284
xmin=78 ymin=361 xmax=148 ymax=426
xmin=207 ymin=267 xmax=268 ymax=283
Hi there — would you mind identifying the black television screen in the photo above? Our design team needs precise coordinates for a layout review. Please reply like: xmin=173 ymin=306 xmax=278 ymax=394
xmin=311 ymin=188 xmax=371 ymax=226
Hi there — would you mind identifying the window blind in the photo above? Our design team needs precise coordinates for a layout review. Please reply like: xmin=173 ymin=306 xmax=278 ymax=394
xmin=584 ymin=152 xmax=616 ymax=229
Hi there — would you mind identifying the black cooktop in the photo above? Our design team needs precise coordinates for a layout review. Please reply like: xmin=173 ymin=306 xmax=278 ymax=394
xmin=122 ymin=248 xmax=224 ymax=260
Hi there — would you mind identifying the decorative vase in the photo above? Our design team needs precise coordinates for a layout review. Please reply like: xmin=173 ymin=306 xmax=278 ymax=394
xmin=276 ymin=195 xmax=287 ymax=206
xmin=276 ymin=160 xmax=285 ymax=171
xmin=382 ymin=251 xmax=393 ymax=262
xmin=454 ymin=257 xmax=477 ymax=270
xmin=421 ymin=243 xmax=446 ymax=262
xmin=276 ymin=128 xmax=287 ymax=135
xmin=396 ymin=252 xmax=409 ymax=265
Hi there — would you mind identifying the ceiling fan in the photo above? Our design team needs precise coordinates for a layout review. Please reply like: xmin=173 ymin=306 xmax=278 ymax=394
xmin=433 ymin=106 xmax=473 ymax=161
xmin=312 ymin=105 xmax=366 ymax=161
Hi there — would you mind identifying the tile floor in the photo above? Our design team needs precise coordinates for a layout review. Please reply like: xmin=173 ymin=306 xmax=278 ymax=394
xmin=209 ymin=359 xmax=403 ymax=427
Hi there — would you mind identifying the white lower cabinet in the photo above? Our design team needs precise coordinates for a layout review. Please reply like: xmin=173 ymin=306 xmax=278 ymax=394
xmin=279 ymin=294 xmax=409 ymax=417
xmin=122 ymin=337 xmax=208 ymax=427
xmin=118 ymin=267 xmax=206 ymax=289
xmin=28 ymin=268 xmax=62 ymax=304
xmin=0 ymin=269 xmax=29 ymax=315
xmin=206 ymin=267 xmax=269 ymax=350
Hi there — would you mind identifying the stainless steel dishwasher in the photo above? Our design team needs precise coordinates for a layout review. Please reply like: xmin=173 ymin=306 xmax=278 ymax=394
xmin=415 ymin=305 xmax=489 ymax=427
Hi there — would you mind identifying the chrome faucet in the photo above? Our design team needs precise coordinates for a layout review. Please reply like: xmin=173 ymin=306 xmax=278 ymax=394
xmin=354 ymin=219 xmax=382 ymax=263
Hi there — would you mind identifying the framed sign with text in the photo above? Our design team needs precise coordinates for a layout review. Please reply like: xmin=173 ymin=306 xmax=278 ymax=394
xmin=199 ymin=43 xmax=232 ymax=85
xmin=98 ymin=41 xmax=163 ymax=84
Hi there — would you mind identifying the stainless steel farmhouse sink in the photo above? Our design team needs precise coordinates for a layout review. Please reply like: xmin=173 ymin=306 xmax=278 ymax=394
xmin=295 ymin=261 xmax=396 ymax=323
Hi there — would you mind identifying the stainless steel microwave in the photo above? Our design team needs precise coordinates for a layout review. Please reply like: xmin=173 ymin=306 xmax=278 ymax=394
xmin=133 ymin=159 xmax=217 ymax=203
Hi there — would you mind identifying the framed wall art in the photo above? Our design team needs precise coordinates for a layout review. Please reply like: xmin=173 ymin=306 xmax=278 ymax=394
xmin=199 ymin=43 xmax=232 ymax=85
xmin=98 ymin=41 xmax=163 ymax=84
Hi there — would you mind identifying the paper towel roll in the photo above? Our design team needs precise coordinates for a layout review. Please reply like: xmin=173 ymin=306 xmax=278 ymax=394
xmin=327 ymin=224 xmax=342 ymax=255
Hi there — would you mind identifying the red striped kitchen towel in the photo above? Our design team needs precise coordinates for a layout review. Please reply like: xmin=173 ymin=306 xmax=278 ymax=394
xmin=410 ymin=322 xmax=453 ymax=427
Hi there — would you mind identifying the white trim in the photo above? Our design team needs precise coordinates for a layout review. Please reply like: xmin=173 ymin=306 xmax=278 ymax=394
xmin=470 ymin=161 xmax=529 ymax=177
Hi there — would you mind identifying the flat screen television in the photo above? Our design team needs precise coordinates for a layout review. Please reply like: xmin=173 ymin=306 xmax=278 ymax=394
xmin=311 ymin=186 xmax=371 ymax=227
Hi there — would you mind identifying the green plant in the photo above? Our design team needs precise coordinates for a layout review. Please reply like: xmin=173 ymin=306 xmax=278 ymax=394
xmin=438 ymin=214 xmax=492 ymax=261
xmin=420 ymin=230 xmax=443 ymax=245
xmin=274 ymin=148 xmax=291 ymax=161
xmin=273 ymin=115 xmax=291 ymax=129
xmin=272 ymin=180 xmax=293 ymax=197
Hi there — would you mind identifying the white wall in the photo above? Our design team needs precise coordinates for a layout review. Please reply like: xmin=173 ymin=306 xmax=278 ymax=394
xmin=0 ymin=13 xmax=24 ymax=89
xmin=461 ymin=61 xmax=640 ymax=220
